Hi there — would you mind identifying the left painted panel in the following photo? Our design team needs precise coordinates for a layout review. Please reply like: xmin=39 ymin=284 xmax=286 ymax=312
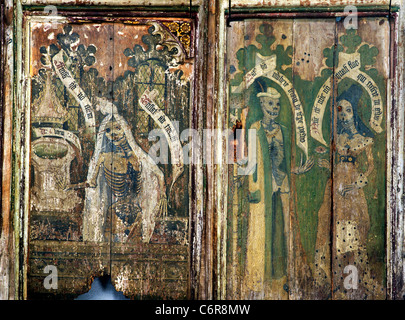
xmin=26 ymin=16 xmax=194 ymax=299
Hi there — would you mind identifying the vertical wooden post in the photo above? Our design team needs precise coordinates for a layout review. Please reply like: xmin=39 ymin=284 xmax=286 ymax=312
xmin=216 ymin=0 xmax=227 ymax=300
xmin=0 ymin=0 xmax=15 ymax=301
xmin=200 ymin=0 xmax=218 ymax=299
xmin=387 ymin=3 xmax=405 ymax=300
xmin=196 ymin=0 xmax=226 ymax=300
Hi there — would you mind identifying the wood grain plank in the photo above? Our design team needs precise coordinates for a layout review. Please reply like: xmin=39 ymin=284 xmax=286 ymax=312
xmin=330 ymin=18 xmax=388 ymax=300
xmin=226 ymin=18 xmax=245 ymax=300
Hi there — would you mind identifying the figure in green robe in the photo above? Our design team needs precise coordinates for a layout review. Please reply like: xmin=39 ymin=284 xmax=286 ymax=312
xmin=244 ymin=87 xmax=290 ymax=297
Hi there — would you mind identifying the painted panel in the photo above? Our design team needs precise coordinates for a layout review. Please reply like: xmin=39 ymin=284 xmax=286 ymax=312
xmin=227 ymin=19 xmax=295 ymax=299
xmin=27 ymin=17 xmax=194 ymax=299
xmin=226 ymin=17 xmax=388 ymax=299
xmin=329 ymin=18 xmax=388 ymax=300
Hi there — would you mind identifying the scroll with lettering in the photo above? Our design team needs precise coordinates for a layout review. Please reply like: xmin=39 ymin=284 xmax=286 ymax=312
xmin=138 ymin=88 xmax=184 ymax=193
xmin=231 ymin=53 xmax=308 ymax=159
xmin=311 ymin=52 xmax=383 ymax=146
xmin=32 ymin=127 xmax=82 ymax=154
xmin=52 ymin=50 xmax=95 ymax=138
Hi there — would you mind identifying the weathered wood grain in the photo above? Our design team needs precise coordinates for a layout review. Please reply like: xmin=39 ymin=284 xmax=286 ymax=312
xmin=387 ymin=5 xmax=405 ymax=300
xmin=21 ymin=0 xmax=400 ymax=9
xmin=226 ymin=19 xmax=245 ymax=300
xmin=0 ymin=0 xmax=16 ymax=301
xmin=227 ymin=18 xmax=294 ymax=300
xmin=290 ymin=18 xmax=336 ymax=300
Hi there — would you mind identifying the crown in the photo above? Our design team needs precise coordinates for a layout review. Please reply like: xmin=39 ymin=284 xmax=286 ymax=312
xmin=32 ymin=72 xmax=69 ymax=126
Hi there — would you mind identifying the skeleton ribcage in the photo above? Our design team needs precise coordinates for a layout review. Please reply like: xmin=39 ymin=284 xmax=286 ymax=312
xmin=103 ymin=162 xmax=141 ymax=199
xmin=104 ymin=165 xmax=129 ymax=198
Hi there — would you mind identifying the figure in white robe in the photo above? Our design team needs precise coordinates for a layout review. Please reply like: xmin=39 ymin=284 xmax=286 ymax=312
xmin=70 ymin=98 xmax=167 ymax=243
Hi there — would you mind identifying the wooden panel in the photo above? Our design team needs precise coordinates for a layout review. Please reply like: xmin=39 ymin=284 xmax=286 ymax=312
xmin=226 ymin=17 xmax=389 ymax=300
xmin=0 ymin=0 xmax=16 ymax=300
xmin=22 ymin=0 xmax=396 ymax=8
xmin=330 ymin=17 xmax=388 ymax=300
xmin=227 ymin=19 xmax=294 ymax=299
xmin=226 ymin=19 xmax=245 ymax=299
xmin=26 ymin=17 xmax=194 ymax=299
xmin=291 ymin=18 xmax=335 ymax=300
xmin=108 ymin=20 xmax=193 ymax=299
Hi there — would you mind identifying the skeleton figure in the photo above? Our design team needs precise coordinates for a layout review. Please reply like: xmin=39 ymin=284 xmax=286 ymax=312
xmin=87 ymin=118 xmax=143 ymax=238
xmin=88 ymin=119 xmax=141 ymax=195
xmin=70 ymin=99 xmax=167 ymax=243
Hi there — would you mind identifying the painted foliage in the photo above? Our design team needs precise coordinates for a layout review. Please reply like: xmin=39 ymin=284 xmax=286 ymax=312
xmin=27 ymin=18 xmax=194 ymax=299
xmin=227 ymin=18 xmax=388 ymax=300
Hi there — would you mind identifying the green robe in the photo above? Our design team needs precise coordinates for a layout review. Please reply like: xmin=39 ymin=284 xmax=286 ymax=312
xmin=248 ymin=121 xmax=287 ymax=281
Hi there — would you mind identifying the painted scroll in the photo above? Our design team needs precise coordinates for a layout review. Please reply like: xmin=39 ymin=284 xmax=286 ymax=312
xmin=227 ymin=18 xmax=388 ymax=300
xmin=27 ymin=19 xmax=193 ymax=299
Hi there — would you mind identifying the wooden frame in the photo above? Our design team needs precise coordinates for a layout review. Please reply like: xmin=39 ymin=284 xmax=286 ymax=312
xmin=0 ymin=0 xmax=404 ymax=300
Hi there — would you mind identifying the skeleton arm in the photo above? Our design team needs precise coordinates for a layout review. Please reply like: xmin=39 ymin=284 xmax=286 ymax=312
xmin=128 ymin=152 xmax=141 ymax=172
xmin=65 ymin=153 xmax=104 ymax=190
xmin=87 ymin=153 xmax=105 ymax=188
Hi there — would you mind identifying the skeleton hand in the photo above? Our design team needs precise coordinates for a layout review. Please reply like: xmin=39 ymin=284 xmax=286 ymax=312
xmin=64 ymin=181 xmax=95 ymax=191
xmin=339 ymin=184 xmax=355 ymax=197
xmin=65 ymin=183 xmax=84 ymax=191
xmin=292 ymin=156 xmax=315 ymax=175
xmin=233 ymin=175 xmax=247 ymax=188
xmin=159 ymin=196 xmax=168 ymax=218
xmin=64 ymin=184 xmax=74 ymax=191
xmin=318 ymin=158 xmax=331 ymax=170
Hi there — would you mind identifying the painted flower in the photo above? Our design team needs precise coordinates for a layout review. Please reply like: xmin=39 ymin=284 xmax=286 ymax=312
xmin=180 ymin=23 xmax=191 ymax=34
xmin=180 ymin=35 xmax=191 ymax=46
xmin=168 ymin=22 xmax=179 ymax=33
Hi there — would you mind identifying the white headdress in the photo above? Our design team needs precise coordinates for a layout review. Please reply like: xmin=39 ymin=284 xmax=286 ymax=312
xmin=257 ymin=87 xmax=281 ymax=99
xmin=83 ymin=98 xmax=166 ymax=243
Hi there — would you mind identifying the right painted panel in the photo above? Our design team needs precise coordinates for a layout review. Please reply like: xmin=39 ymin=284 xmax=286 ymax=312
xmin=226 ymin=16 xmax=389 ymax=300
